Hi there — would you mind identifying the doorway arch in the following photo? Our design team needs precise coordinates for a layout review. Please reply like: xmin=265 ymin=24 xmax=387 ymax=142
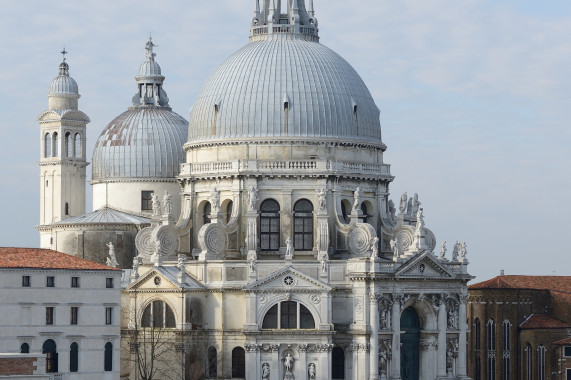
xmin=401 ymin=308 xmax=420 ymax=380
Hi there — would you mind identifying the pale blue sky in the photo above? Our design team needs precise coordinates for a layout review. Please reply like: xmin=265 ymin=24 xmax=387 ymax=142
xmin=1 ymin=0 xmax=569 ymax=282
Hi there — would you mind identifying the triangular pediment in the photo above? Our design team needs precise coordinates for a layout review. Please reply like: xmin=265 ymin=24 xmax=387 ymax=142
xmin=244 ymin=266 xmax=332 ymax=292
xmin=395 ymin=251 xmax=454 ymax=279
xmin=128 ymin=266 xmax=206 ymax=291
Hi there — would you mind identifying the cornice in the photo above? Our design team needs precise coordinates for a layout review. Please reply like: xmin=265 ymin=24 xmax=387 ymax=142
xmin=184 ymin=138 xmax=387 ymax=152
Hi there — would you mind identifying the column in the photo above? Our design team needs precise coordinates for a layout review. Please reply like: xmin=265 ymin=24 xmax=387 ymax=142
xmin=457 ymin=294 xmax=468 ymax=378
xmin=299 ymin=344 xmax=308 ymax=380
xmin=271 ymin=345 xmax=280 ymax=380
xmin=437 ymin=295 xmax=447 ymax=378
xmin=245 ymin=344 xmax=255 ymax=380
xmin=391 ymin=296 xmax=402 ymax=380
xmin=369 ymin=294 xmax=379 ymax=380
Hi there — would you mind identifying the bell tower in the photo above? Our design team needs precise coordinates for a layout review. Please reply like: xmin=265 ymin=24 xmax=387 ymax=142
xmin=37 ymin=50 xmax=90 ymax=247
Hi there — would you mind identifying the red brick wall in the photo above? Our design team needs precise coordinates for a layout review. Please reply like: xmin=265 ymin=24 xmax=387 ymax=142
xmin=0 ymin=357 xmax=38 ymax=375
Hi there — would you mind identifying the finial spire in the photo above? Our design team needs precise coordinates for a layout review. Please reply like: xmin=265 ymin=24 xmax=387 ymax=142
xmin=58 ymin=48 xmax=70 ymax=76
xmin=61 ymin=47 xmax=68 ymax=62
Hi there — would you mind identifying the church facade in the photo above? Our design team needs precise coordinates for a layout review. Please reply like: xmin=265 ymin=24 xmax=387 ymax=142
xmin=35 ymin=1 xmax=473 ymax=380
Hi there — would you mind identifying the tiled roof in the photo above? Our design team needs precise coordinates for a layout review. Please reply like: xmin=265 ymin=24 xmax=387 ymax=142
xmin=0 ymin=248 xmax=120 ymax=271
xmin=469 ymin=275 xmax=571 ymax=293
xmin=519 ymin=314 xmax=570 ymax=329
xmin=553 ymin=337 xmax=571 ymax=345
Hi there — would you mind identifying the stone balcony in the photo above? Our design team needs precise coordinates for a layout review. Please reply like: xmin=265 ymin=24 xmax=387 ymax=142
xmin=179 ymin=159 xmax=392 ymax=179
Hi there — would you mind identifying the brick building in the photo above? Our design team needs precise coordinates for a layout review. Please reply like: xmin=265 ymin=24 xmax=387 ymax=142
xmin=467 ymin=274 xmax=571 ymax=380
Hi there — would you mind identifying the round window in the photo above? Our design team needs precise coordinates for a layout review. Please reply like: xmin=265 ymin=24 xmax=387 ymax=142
xmin=284 ymin=276 xmax=294 ymax=286
xmin=154 ymin=276 xmax=161 ymax=286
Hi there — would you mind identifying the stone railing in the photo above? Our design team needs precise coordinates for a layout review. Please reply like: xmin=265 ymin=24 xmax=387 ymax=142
xmin=250 ymin=24 xmax=319 ymax=42
xmin=180 ymin=160 xmax=391 ymax=178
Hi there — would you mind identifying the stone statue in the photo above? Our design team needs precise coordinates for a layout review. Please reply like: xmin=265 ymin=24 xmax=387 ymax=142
xmin=452 ymin=241 xmax=459 ymax=261
xmin=460 ymin=242 xmax=468 ymax=259
xmin=406 ymin=197 xmax=413 ymax=217
xmin=285 ymin=237 xmax=294 ymax=259
xmin=379 ymin=350 xmax=388 ymax=375
xmin=448 ymin=307 xmax=457 ymax=328
xmin=370 ymin=237 xmax=379 ymax=259
xmin=132 ymin=256 xmax=139 ymax=272
xmin=151 ymin=240 xmax=162 ymax=265
xmin=316 ymin=188 xmax=327 ymax=212
xmin=152 ymin=193 xmax=161 ymax=217
xmin=262 ymin=363 xmax=270 ymax=380
xmin=106 ymin=242 xmax=118 ymax=268
xmin=247 ymin=250 xmax=256 ymax=273
xmin=399 ymin=192 xmax=407 ymax=215
xmin=247 ymin=186 xmax=258 ymax=211
xmin=210 ymin=187 xmax=221 ymax=214
xmin=390 ymin=238 xmax=399 ymax=261
xmin=412 ymin=193 xmax=421 ymax=216
xmin=308 ymin=362 xmax=316 ymax=379
xmin=163 ymin=191 xmax=172 ymax=216
xmin=320 ymin=252 xmax=329 ymax=273
xmin=440 ymin=241 xmax=447 ymax=260
xmin=284 ymin=353 xmax=294 ymax=372
xmin=388 ymin=199 xmax=396 ymax=220
xmin=353 ymin=187 xmax=362 ymax=212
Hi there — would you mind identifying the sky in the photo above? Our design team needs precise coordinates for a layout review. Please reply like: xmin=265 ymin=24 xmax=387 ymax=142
xmin=0 ymin=0 xmax=569 ymax=283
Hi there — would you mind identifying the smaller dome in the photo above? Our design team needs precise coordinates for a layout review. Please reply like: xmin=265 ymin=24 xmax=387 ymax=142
xmin=49 ymin=75 xmax=79 ymax=96
xmin=138 ymin=60 xmax=162 ymax=76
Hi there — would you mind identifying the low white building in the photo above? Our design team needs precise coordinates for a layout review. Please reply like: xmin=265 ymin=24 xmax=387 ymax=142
xmin=0 ymin=248 xmax=121 ymax=380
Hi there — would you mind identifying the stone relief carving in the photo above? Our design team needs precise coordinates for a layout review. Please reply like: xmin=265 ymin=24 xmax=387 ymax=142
xmin=353 ymin=187 xmax=362 ymax=212
xmin=163 ymin=191 xmax=172 ymax=217
xmin=308 ymin=363 xmax=316 ymax=379
xmin=378 ymin=296 xmax=393 ymax=330
xmin=106 ymin=242 xmax=118 ymax=268
xmin=319 ymin=251 xmax=329 ymax=274
xmin=209 ymin=187 xmax=220 ymax=214
xmin=399 ymin=192 xmax=407 ymax=215
xmin=152 ymin=193 xmax=161 ymax=217
xmin=316 ymin=188 xmax=327 ymax=212
xmin=247 ymin=186 xmax=258 ymax=212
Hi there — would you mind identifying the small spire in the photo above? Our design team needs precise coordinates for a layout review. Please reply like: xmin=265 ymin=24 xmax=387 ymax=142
xmin=58 ymin=48 xmax=70 ymax=76
xmin=61 ymin=47 xmax=68 ymax=62
xmin=308 ymin=0 xmax=314 ymax=17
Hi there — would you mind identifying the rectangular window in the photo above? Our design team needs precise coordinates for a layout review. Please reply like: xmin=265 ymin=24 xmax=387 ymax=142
xmin=105 ymin=308 xmax=113 ymax=325
xmin=22 ymin=276 xmax=30 ymax=287
xmin=565 ymin=346 xmax=571 ymax=357
xmin=71 ymin=307 xmax=78 ymax=325
xmin=46 ymin=307 xmax=54 ymax=325
xmin=71 ymin=277 xmax=79 ymax=288
xmin=106 ymin=278 xmax=114 ymax=288
xmin=46 ymin=276 xmax=55 ymax=287
xmin=566 ymin=368 xmax=571 ymax=380
xmin=141 ymin=191 xmax=153 ymax=211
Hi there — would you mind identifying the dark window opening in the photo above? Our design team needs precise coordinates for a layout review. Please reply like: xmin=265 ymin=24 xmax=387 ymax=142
xmin=231 ymin=347 xmax=245 ymax=378
xmin=71 ymin=307 xmax=78 ymax=325
xmin=20 ymin=343 xmax=29 ymax=354
xmin=203 ymin=202 xmax=211 ymax=225
xmin=70 ymin=342 xmax=78 ymax=372
xmin=280 ymin=301 xmax=297 ymax=329
xmin=361 ymin=202 xmax=368 ymax=223
xmin=141 ymin=191 xmax=153 ymax=212
xmin=65 ymin=203 xmax=69 ymax=216
xmin=293 ymin=199 xmax=313 ymax=251
xmin=262 ymin=301 xmax=315 ymax=330
xmin=332 ymin=347 xmax=345 ymax=379
xmin=47 ymin=276 xmax=55 ymax=287
xmin=71 ymin=277 xmax=79 ymax=288
xmin=22 ymin=276 xmax=30 ymax=287
xmin=106 ymin=278 xmax=114 ymax=288
xmin=260 ymin=199 xmax=280 ymax=251
xmin=43 ymin=339 xmax=58 ymax=373
xmin=44 ymin=133 xmax=51 ymax=158
xmin=262 ymin=304 xmax=278 ymax=329
xmin=65 ymin=132 xmax=71 ymax=158
xmin=52 ymin=132 xmax=59 ymax=157
xmin=74 ymin=133 xmax=81 ymax=158
xmin=105 ymin=308 xmax=112 ymax=325
xmin=208 ymin=347 xmax=217 ymax=377
xmin=565 ymin=346 xmax=571 ymax=357
xmin=141 ymin=300 xmax=176 ymax=328
xmin=225 ymin=200 xmax=233 ymax=224
xmin=475 ymin=318 xmax=481 ymax=350
xmin=104 ymin=342 xmax=113 ymax=372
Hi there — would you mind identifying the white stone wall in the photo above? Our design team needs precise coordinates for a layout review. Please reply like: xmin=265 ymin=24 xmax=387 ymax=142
xmin=0 ymin=268 xmax=121 ymax=380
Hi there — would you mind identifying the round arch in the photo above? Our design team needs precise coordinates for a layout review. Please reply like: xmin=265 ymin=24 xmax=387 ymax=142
xmin=256 ymin=293 xmax=323 ymax=329
xmin=139 ymin=297 xmax=178 ymax=328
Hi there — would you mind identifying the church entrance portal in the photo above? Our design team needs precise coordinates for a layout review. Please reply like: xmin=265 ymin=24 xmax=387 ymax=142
xmin=400 ymin=308 xmax=420 ymax=380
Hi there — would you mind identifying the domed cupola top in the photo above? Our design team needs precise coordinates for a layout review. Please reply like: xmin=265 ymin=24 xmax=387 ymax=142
xmin=131 ymin=37 xmax=170 ymax=108
xmin=251 ymin=0 xmax=318 ymax=42
xmin=48 ymin=48 xmax=80 ymax=98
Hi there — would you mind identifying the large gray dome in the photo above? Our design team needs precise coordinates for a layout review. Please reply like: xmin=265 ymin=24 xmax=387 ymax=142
xmin=92 ymin=107 xmax=188 ymax=181
xmin=187 ymin=36 xmax=382 ymax=145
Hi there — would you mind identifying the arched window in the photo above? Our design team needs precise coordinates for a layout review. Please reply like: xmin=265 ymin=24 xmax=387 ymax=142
xmin=104 ymin=342 xmax=113 ymax=372
xmin=65 ymin=203 xmax=69 ymax=216
xmin=487 ymin=319 xmax=496 ymax=380
xmin=475 ymin=318 xmax=481 ymax=380
xmin=537 ymin=345 xmax=545 ymax=380
xmin=502 ymin=320 xmax=511 ymax=380
xmin=475 ymin=318 xmax=481 ymax=350
xmin=231 ymin=347 xmax=245 ymax=378
xmin=262 ymin=301 xmax=315 ymax=330
xmin=42 ymin=339 xmax=58 ymax=373
xmin=208 ymin=347 xmax=217 ymax=377
xmin=203 ymin=202 xmax=211 ymax=225
xmin=65 ymin=132 xmax=71 ymax=157
xmin=69 ymin=342 xmax=78 ymax=372
xmin=361 ymin=202 xmax=368 ymax=223
xmin=525 ymin=343 xmax=532 ymax=380
xmin=340 ymin=200 xmax=351 ymax=224
xmin=332 ymin=347 xmax=345 ymax=379
xmin=141 ymin=300 xmax=176 ymax=328
xmin=74 ymin=133 xmax=81 ymax=158
xmin=260 ymin=199 xmax=280 ymax=251
xmin=293 ymin=199 xmax=313 ymax=251
xmin=225 ymin=200 xmax=233 ymax=224
xmin=44 ymin=133 xmax=51 ymax=158
xmin=52 ymin=132 xmax=59 ymax=157
xmin=20 ymin=343 xmax=29 ymax=354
